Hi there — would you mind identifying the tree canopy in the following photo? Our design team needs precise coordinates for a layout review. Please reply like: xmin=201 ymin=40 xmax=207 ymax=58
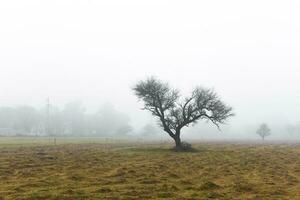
xmin=133 ymin=77 xmax=234 ymax=150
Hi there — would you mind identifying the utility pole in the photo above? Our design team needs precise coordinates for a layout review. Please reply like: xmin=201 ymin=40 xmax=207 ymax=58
xmin=46 ymin=98 xmax=50 ymax=136
xmin=46 ymin=98 xmax=56 ymax=145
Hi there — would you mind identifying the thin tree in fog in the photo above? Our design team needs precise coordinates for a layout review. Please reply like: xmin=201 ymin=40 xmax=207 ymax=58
xmin=133 ymin=77 xmax=234 ymax=151
xmin=256 ymin=123 xmax=271 ymax=140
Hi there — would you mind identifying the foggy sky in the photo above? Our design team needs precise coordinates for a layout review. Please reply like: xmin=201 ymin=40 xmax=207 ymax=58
xmin=1 ymin=0 xmax=300 ymax=139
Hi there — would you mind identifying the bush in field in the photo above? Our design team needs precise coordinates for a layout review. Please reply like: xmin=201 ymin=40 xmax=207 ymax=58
xmin=173 ymin=141 xmax=193 ymax=152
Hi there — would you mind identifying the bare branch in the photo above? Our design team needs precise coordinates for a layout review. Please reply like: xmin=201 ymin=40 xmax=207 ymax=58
xmin=133 ymin=77 xmax=234 ymax=147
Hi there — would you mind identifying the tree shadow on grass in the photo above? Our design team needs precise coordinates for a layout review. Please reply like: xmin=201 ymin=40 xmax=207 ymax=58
xmin=125 ymin=146 xmax=205 ymax=154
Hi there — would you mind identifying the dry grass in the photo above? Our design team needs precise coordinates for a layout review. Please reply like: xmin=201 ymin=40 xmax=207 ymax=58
xmin=1 ymin=138 xmax=300 ymax=199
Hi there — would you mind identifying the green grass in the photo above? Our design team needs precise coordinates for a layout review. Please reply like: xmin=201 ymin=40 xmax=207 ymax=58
xmin=1 ymin=137 xmax=300 ymax=199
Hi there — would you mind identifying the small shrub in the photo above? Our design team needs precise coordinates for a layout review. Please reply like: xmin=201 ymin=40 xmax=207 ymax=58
xmin=173 ymin=141 xmax=195 ymax=152
xmin=181 ymin=141 xmax=192 ymax=149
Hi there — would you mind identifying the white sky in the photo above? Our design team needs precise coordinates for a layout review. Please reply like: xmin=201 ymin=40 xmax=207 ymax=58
xmin=1 ymin=0 xmax=300 ymax=135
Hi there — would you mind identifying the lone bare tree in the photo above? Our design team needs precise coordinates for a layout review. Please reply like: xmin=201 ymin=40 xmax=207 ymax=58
xmin=256 ymin=123 xmax=271 ymax=140
xmin=133 ymin=77 xmax=234 ymax=150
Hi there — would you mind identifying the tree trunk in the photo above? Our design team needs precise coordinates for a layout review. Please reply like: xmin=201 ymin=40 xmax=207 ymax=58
xmin=174 ymin=133 xmax=182 ymax=149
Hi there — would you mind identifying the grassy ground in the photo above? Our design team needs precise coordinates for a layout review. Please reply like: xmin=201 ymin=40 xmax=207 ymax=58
xmin=1 ymin=138 xmax=300 ymax=199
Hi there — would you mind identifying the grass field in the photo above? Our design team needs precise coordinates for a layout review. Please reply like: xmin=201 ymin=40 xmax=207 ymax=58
xmin=1 ymin=137 xmax=300 ymax=200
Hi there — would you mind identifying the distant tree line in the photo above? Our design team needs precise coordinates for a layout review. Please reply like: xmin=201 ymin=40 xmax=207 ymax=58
xmin=0 ymin=102 xmax=133 ymax=137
